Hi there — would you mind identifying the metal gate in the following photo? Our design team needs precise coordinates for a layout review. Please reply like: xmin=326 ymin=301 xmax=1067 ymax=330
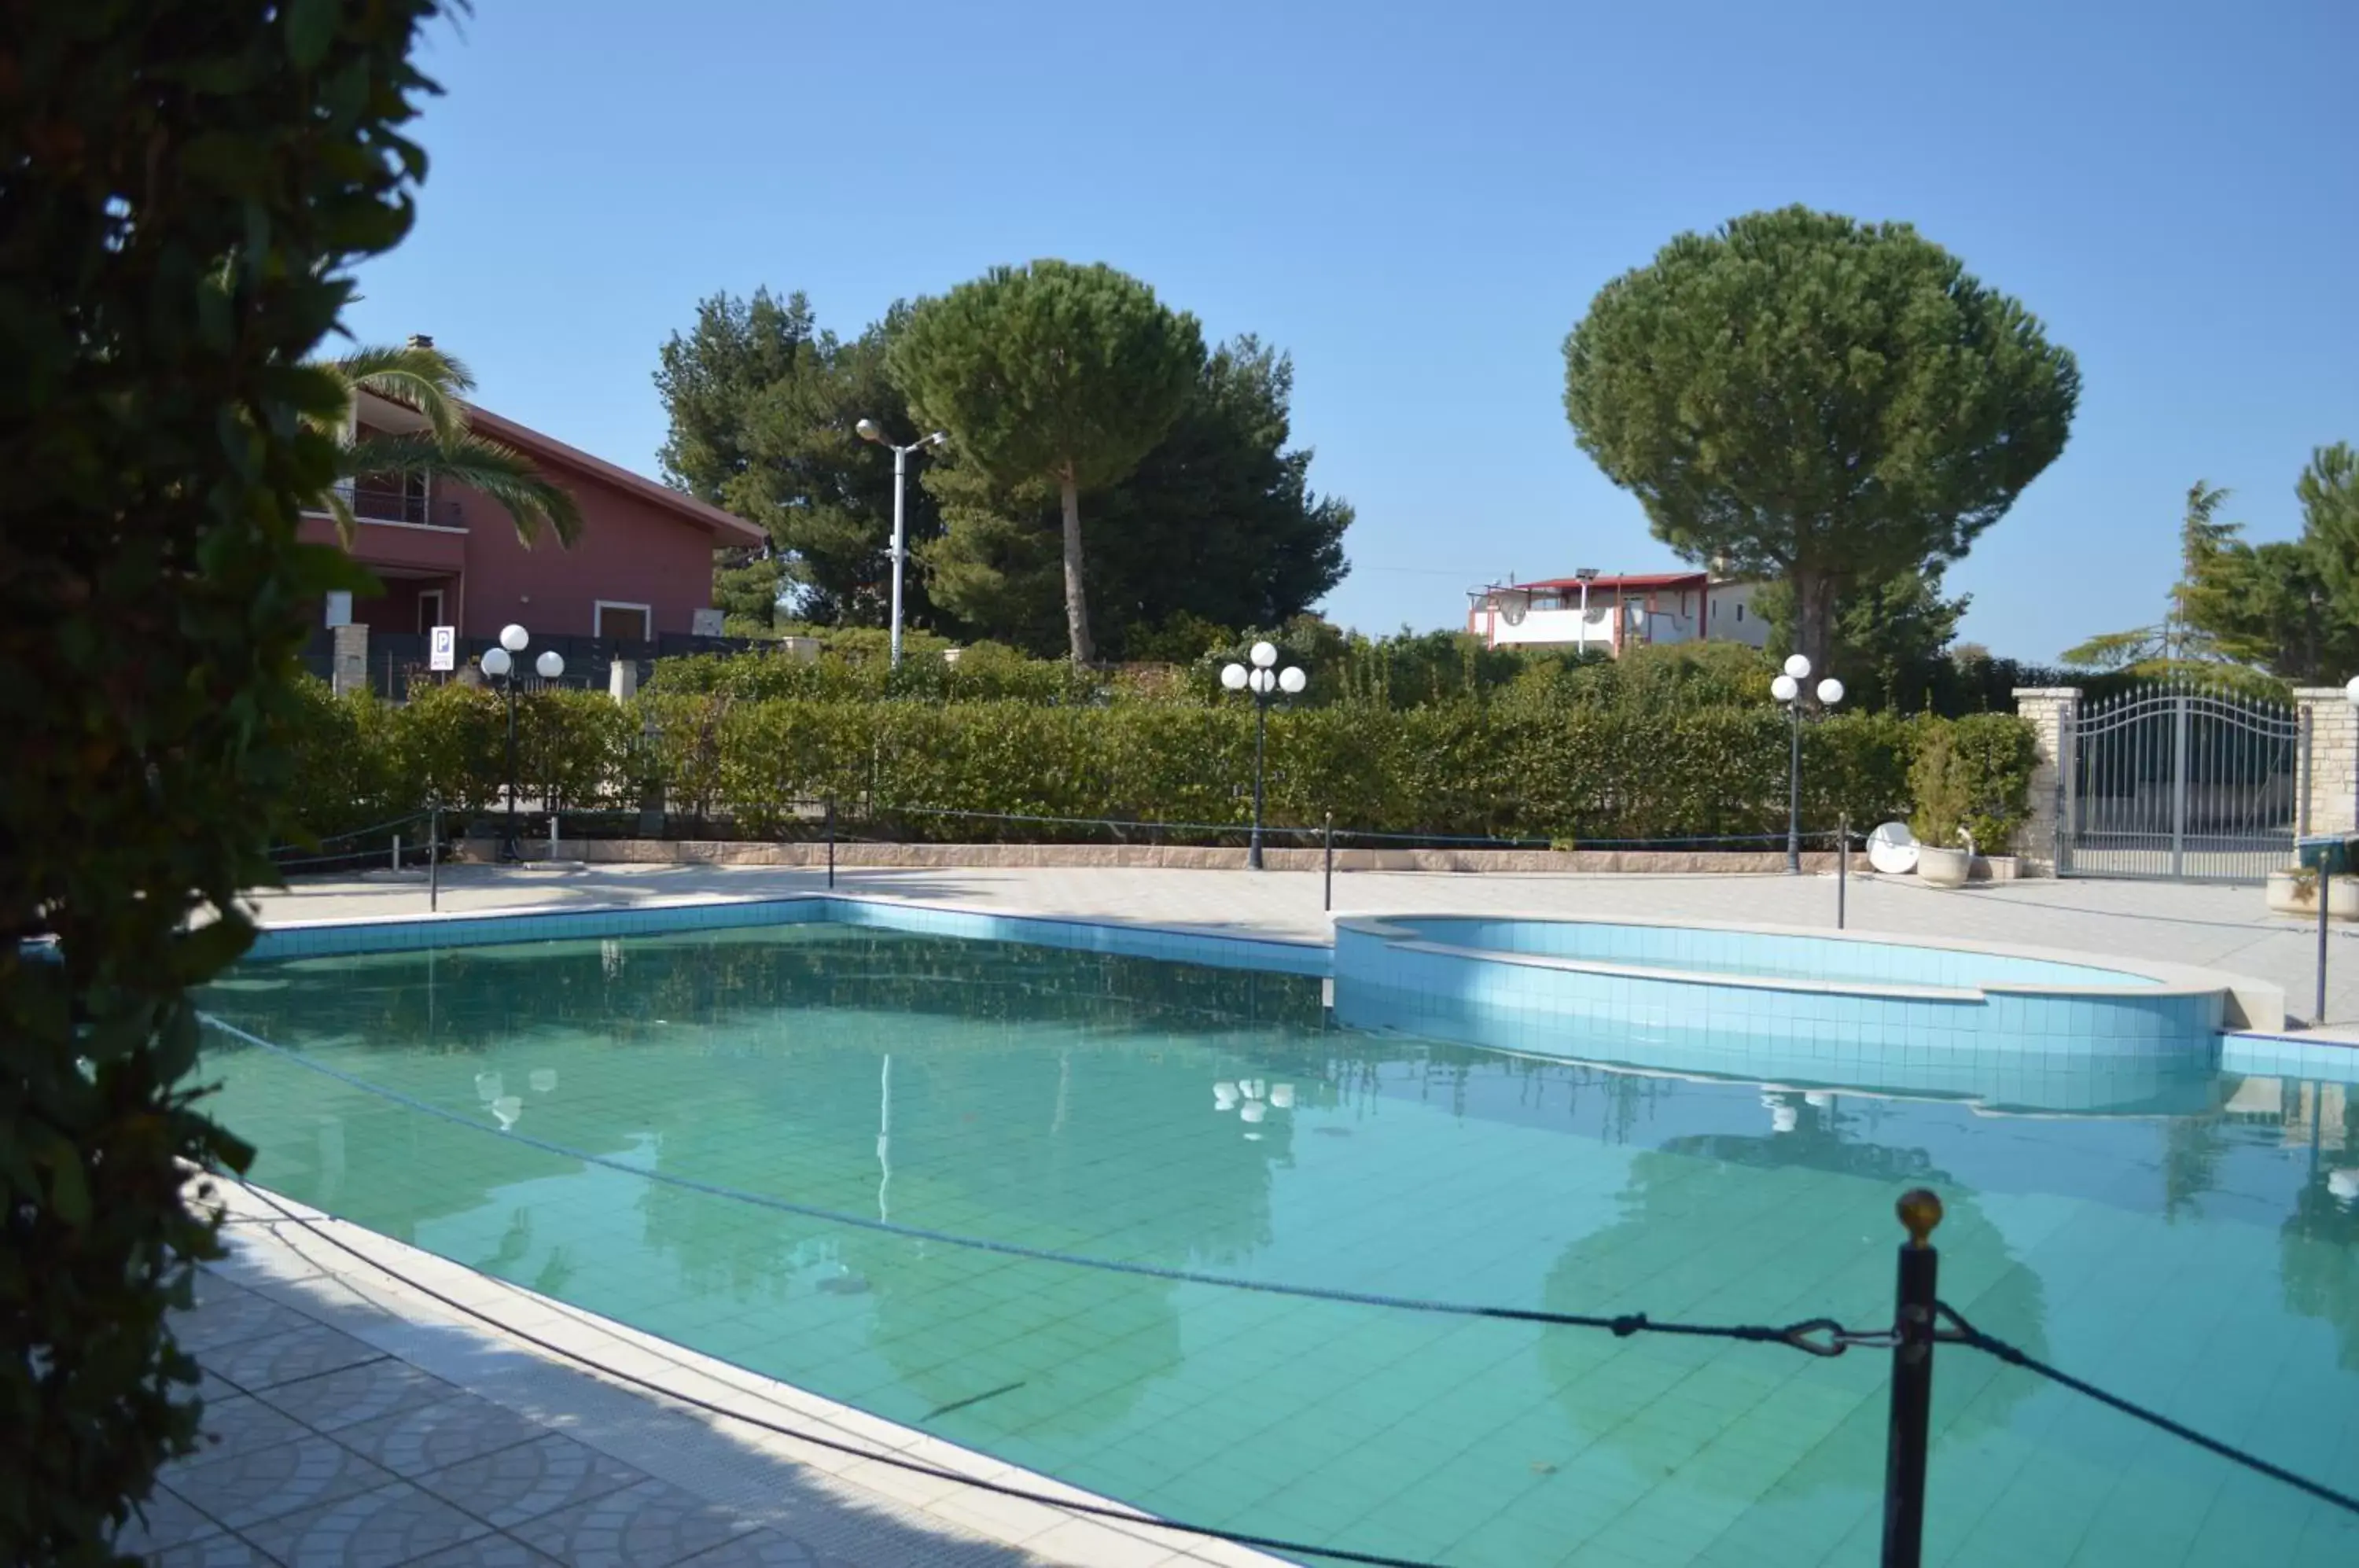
xmin=2060 ymin=685 xmax=2302 ymax=882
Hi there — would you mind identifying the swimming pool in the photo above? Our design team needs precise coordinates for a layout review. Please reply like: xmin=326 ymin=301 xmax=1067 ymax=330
xmin=197 ymin=914 xmax=2359 ymax=1567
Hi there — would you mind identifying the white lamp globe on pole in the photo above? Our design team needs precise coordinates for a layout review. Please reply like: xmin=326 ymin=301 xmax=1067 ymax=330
xmin=1222 ymin=642 xmax=1308 ymax=871
xmin=1783 ymin=653 xmax=1812 ymax=680
xmin=535 ymin=650 xmax=565 ymax=680
xmin=1279 ymin=666 xmax=1307 ymax=695
xmin=2344 ymin=675 xmax=2359 ymax=709
xmin=1770 ymin=673 xmax=1799 ymax=703
xmin=1816 ymin=677 xmax=1845 ymax=707
xmin=1220 ymin=662 xmax=1249 ymax=691
xmin=480 ymin=646 xmax=512 ymax=679
xmin=1250 ymin=640 xmax=1279 ymax=668
xmin=500 ymin=624 xmax=530 ymax=654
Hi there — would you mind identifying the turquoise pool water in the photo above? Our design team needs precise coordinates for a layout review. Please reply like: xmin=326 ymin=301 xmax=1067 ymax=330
xmin=197 ymin=924 xmax=2359 ymax=1568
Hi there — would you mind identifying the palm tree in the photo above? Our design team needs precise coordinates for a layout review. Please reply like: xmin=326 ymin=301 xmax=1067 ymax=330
xmin=314 ymin=341 xmax=583 ymax=546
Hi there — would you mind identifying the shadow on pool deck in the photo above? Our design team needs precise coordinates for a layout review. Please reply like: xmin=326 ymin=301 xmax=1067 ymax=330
xmin=122 ymin=1206 xmax=1262 ymax=1568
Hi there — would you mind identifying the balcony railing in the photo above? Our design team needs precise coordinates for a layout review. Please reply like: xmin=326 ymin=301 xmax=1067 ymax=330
xmin=326 ymin=477 xmax=429 ymax=525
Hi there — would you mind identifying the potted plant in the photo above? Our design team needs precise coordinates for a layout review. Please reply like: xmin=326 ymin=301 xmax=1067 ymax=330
xmin=1909 ymin=727 xmax=1974 ymax=889
xmin=2267 ymin=864 xmax=2359 ymax=920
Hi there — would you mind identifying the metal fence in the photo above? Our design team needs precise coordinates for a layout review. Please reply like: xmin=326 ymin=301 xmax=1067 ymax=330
xmin=2061 ymin=684 xmax=2301 ymax=883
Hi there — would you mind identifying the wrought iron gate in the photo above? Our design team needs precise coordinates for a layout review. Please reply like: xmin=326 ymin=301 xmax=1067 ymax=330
xmin=2059 ymin=686 xmax=2302 ymax=882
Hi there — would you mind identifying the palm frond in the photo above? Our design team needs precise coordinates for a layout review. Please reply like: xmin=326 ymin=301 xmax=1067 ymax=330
xmin=322 ymin=344 xmax=477 ymax=446
xmin=324 ymin=487 xmax=359 ymax=550
xmin=340 ymin=431 xmax=582 ymax=547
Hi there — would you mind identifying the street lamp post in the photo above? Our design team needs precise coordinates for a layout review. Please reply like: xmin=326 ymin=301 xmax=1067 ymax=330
xmin=855 ymin=420 xmax=947 ymax=669
xmin=1771 ymin=653 xmax=1844 ymax=875
xmin=479 ymin=623 xmax=564 ymax=863
xmin=1220 ymin=641 xmax=1308 ymax=870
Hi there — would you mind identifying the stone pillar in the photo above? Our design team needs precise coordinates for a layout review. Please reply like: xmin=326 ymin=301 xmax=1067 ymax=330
xmin=2295 ymin=689 xmax=2359 ymax=836
xmin=2010 ymin=687 xmax=2081 ymax=875
xmin=330 ymin=623 xmax=370 ymax=698
xmin=608 ymin=656 xmax=639 ymax=704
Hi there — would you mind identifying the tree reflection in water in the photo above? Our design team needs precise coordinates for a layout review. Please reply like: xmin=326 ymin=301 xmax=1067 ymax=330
xmin=1540 ymin=1094 xmax=2048 ymax=1500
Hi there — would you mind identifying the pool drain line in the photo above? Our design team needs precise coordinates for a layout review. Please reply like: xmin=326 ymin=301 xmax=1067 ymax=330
xmin=222 ymin=1176 xmax=1453 ymax=1568
xmin=198 ymin=1013 xmax=1878 ymax=1354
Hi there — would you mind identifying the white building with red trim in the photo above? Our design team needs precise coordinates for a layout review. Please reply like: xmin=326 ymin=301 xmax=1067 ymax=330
xmin=1464 ymin=570 xmax=1770 ymax=655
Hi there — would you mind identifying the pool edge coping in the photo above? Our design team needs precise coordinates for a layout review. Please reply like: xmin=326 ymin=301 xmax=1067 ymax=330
xmin=196 ymin=1176 xmax=1287 ymax=1568
xmin=1334 ymin=910 xmax=2287 ymax=1032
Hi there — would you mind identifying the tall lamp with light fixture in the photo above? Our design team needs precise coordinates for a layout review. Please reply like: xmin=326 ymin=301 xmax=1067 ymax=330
xmin=1770 ymin=653 xmax=1843 ymax=874
xmin=1220 ymin=641 xmax=1308 ymax=870
xmin=480 ymin=622 xmax=564 ymax=863
xmin=854 ymin=420 xmax=948 ymax=669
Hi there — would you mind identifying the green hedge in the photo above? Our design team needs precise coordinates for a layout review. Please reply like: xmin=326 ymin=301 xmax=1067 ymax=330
xmin=281 ymin=683 xmax=2037 ymax=851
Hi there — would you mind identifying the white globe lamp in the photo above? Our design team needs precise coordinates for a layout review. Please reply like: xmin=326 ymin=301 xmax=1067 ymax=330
xmin=1220 ymin=663 xmax=1248 ymax=691
xmin=1770 ymin=673 xmax=1799 ymax=703
xmin=1279 ymin=666 xmax=1307 ymax=695
xmin=1249 ymin=640 xmax=1278 ymax=669
xmin=1816 ymin=677 xmax=1845 ymax=706
xmin=499 ymin=623 xmax=530 ymax=653
xmin=1783 ymin=653 xmax=1812 ymax=679
xmin=535 ymin=650 xmax=565 ymax=680
xmin=480 ymin=646 xmax=512 ymax=679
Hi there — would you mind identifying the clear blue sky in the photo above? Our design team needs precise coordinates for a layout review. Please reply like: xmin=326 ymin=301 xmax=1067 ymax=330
xmin=347 ymin=0 xmax=2359 ymax=661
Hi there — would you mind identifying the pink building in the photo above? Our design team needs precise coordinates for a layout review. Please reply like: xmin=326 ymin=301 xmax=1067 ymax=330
xmin=302 ymin=387 xmax=764 ymax=644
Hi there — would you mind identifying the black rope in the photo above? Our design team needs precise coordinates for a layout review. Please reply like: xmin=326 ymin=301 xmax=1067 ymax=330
xmin=218 ymin=1177 xmax=1453 ymax=1568
xmin=835 ymin=804 xmax=1844 ymax=852
xmin=1935 ymin=1301 xmax=2359 ymax=1519
xmin=196 ymin=1014 xmax=1876 ymax=1357
xmin=267 ymin=808 xmax=434 ymax=859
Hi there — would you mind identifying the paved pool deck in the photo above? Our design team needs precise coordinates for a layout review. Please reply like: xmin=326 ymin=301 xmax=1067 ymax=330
xmin=244 ymin=861 xmax=2359 ymax=1040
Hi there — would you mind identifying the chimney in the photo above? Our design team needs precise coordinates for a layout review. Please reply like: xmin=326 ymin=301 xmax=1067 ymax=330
xmin=407 ymin=333 xmax=434 ymax=350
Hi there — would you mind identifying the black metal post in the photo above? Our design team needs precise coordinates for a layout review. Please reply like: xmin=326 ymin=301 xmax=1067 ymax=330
xmin=1323 ymin=812 xmax=1334 ymax=912
xmin=1249 ymin=694 xmax=1268 ymax=871
xmin=1787 ymin=700 xmax=1802 ymax=874
xmin=1838 ymin=813 xmax=1849 ymax=929
xmin=428 ymin=797 xmax=441 ymax=913
xmin=499 ymin=673 xmax=521 ymax=863
xmin=826 ymin=797 xmax=836 ymax=890
xmin=1880 ymin=1189 xmax=1944 ymax=1568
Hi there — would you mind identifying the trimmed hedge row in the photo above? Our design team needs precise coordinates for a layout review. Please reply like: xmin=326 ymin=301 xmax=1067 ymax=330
xmin=279 ymin=679 xmax=2038 ymax=853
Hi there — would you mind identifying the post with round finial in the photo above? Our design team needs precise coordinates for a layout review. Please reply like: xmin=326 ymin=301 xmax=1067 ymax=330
xmin=1881 ymin=1187 xmax=1944 ymax=1568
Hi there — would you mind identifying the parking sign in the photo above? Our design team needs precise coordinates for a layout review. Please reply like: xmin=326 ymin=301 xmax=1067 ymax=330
xmin=429 ymin=624 xmax=456 ymax=672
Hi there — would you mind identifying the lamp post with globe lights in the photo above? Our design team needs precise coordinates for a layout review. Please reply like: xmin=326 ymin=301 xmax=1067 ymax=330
xmin=1220 ymin=640 xmax=1307 ymax=870
xmin=479 ymin=623 xmax=564 ymax=862
xmin=1770 ymin=653 xmax=1844 ymax=874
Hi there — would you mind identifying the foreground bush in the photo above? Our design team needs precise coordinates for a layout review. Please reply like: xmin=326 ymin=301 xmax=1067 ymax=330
xmin=0 ymin=3 xmax=447 ymax=1559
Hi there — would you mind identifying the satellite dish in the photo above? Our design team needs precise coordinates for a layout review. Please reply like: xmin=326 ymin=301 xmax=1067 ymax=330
xmin=1497 ymin=587 xmax=1531 ymax=625
xmin=1866 ymin=822 xmax=1919 ymax=875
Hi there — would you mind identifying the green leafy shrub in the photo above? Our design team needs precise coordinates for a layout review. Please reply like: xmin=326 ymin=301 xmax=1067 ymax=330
xmin=1909 ymin=725 xmax=1972 ymax=848
xmin=0 ymin=2 xmax=447 ymax=1559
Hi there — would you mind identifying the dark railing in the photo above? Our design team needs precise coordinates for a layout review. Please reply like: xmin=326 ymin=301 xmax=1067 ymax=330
xmin=347 ymin=477 xmax=427 ymax=525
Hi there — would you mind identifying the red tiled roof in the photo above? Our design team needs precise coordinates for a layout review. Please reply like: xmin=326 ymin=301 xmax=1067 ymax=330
xmin=1501 ymin=571 xmax=1711 ymax=593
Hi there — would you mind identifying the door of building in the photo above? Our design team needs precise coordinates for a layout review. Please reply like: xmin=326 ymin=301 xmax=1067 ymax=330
xmin=417 ymin=588 xmax=445 ymax=635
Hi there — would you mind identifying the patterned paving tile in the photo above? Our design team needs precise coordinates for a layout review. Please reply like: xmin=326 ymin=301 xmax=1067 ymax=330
xmin=403 ymin=1534 xmax=570 ymax=1566
xmin=668 ymin=1529 xmax=831 ymax=1566
xmin=199 ymin=1324 xmax=387 ymax=1393
xmin=164 ymin=1434 xmax=399 ymax=1532
xmin=411 ymin=1432 xmax=650 ymax=1528
xmin=146 ymin=1534 xmax=275 ymax=1567
xmin=170 ymin=1285 xmax=321 ymax=1354
xmin=508 ymin=1476 xmax=760 ymax=1568
xmin=259 ymin=1356 xmax=461 ymax=1434
xmin=108 ymin=1485 xmax=223 ymax=1555
xmin=169 ymin=1393 xmax=311 ymax=1471
xmin=332 ymin=1393 xmax=547 ymax=1479
xmin=241 ymin=1480 xmax=491 ymax=1568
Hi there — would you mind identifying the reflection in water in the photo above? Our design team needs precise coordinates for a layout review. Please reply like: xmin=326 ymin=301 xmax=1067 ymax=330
xmin=192 ymin=927 xmax=2359 ymax=1566
xmin=1540 ymin=1095 xmax=2048 ymax=1500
